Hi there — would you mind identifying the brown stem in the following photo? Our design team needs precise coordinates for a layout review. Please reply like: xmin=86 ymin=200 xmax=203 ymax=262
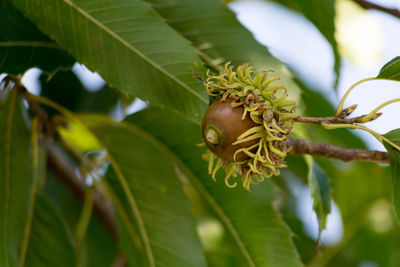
xmin=46 ymin=141 xmax=118 ymax=239
xmin=353 ymin=0 xmax=400 ymax=19
xmin=293 ymin=113 xmax=381 ymax=124
xmin=288 ymin=138 xmax=389 ymax=163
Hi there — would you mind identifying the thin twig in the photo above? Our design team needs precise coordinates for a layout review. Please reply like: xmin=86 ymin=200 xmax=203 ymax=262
xmin=293 ymin=113 xmax=381 ymax=124
xmin=288 ymin=138 xmax=389 ymax=163
xmin=353 ymin=0 xmax=400 ymax=19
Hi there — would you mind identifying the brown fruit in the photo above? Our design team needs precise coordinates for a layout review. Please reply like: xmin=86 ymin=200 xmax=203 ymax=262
xmin=201 ymin=99 xmax=259 ymax=162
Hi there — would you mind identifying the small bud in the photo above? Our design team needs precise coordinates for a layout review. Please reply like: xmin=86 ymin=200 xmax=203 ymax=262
xmin=360 ymin=112 xmax=383 ymax=123
xmin=339 ymin=104 xmax=357 ymax=118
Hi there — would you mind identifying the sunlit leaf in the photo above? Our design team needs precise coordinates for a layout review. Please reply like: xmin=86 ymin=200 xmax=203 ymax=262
xmin=25 ymin=194 xmax=77 ymax=267
xmin=0 ymin=0 xmax=74 ymax=75
xmin=10 ymin=0 xmax=208 ymax=123
xmin=378 ymin=56 xmax=400 ymax=81
xmin=383 ymin=128 xmax=400 ymax=223
xmin=56 ymin=117 xmax=101 ymax=152
xmin=0 ymin=88 xmax=33 ymax=267
xmin=125 ymin=107 xmax=302 ymax=267
xmin=86 ymin=117 xmax=207 ymax=267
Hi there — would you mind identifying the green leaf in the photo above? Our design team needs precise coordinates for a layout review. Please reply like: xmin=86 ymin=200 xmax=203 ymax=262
xmin=25 ymin=194 xmax=77 ymax=267
xmin=18 ymin=117 xmax=45 ymax=267
xmin=84 ymin=218 xmax=118 ymax=267
xmin=43 ymin=171 xmax=118 ymax=267
xmin=39 ymin=70 xmax=118 ymax=114
xmin=87 ymin=118 xmax=207 ymax=267
xmin=10 ymin=0 xmax=208 ymax=123
xmin=0 ymin=0 xmax=74 ymax=75
xmin=306 ymin=157 xmax=331 ymax=233
xmin=147 ymin=0 xmax=303 ymax=101
xmin=0 ymin=89 xmax=33 ymax=267
xmin=42 ymin=172 xmax=119 ymax=267
xmin=377 ymin=56 xmax=400 ymax=81
xmin=125 ymin=107 xmax=302 ymax=267
xmin=383 ymin=129 xmax=400 ymax=223
xmin=266 ymin=0 xmax=340 ymax=86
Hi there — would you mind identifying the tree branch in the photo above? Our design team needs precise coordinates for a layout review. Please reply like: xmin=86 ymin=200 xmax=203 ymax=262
xmin=353 ymin=0 xmax=400 ymax=19
xmin=288 ymin=138 xmax=389 ymax=163
xmin=45 ymin=141 xmax=118 ymax=239
xmin=294 ymin=115 xmax=368 ymax=124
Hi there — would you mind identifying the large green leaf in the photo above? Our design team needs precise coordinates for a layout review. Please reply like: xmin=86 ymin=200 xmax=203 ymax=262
xmin=0 ymin=0 xmax=74 ymax=75
xmin=377 ymin=56 xmax=400 ymax=81
xmin=125 ymin=107 xmax=302 ymax=267
xmin=43 ymin=170 xmax=118 ymax=267
xmin=383 ymin=129 xmax=400 ymax=223
xmin=10 ymin=0 xmax=208 ymax=123
xmin=0 ymin=88 xmax=33 ymax=267
xmin=147 ymin=0 xmax=302 ymax=101
xmin=87 ymin=119 xmax=207 ymax=267
xmin=25 ymin=194 xmax=77 ymax=267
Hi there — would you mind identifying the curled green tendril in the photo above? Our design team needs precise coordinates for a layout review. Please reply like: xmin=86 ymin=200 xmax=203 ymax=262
xmin=202 ymin=62 xmax=297 ymax=191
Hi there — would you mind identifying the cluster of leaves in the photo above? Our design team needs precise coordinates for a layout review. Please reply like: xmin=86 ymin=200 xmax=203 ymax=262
xmin=1 ymin=0 xmax=400 ymax=267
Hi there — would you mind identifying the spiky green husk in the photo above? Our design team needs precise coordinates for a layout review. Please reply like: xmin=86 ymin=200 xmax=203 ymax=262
xmin=203 ymin=62 xmax=296 ymax=191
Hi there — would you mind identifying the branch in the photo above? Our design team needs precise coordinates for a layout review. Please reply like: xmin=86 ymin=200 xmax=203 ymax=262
xmin=353 ymin=0 xmax=400 ymax=19
xmin=288 ymin=138 xmax=389 ymax=163
xmin=294 ymin=115 xmax=364 ymax=124
xmin=294 ymin=113 xmax=381 ymax=124
xmin=45 ymin=141 xmax=118 ymax=239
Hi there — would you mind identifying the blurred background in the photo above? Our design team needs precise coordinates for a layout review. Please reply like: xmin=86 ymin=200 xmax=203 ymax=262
xmin=16 ymin=0 xmax=400 ymax=266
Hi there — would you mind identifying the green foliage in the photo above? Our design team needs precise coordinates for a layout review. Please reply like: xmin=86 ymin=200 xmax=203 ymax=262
xmin=39 ymin=70 xmax=118 ymax=114
xmin=383 ymin=129 xmax=400 ymax=223
xmin=25 ymin=194 xmax=77 ymax=267
xmin=0 ymin=89 xmax=33 ymax=267
xmin=9 ymin=0 xmax=208 ymax=123
xmin=126 ymin=107 xmax=302 ymax=266
xmin=307 ymin=160 xmax=331 ymax=234
xmin=1 ymin=0 xmax=400 ymax=266
xmin=147 ymin=0 xmax=302 ymax=96
xmin=378 ymin=56 xmax=400 ymax=81
xmin=87 ymin=116 xmax=208 ymax=267
xmin=0 ymin=1 xmax=74 ymax=75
